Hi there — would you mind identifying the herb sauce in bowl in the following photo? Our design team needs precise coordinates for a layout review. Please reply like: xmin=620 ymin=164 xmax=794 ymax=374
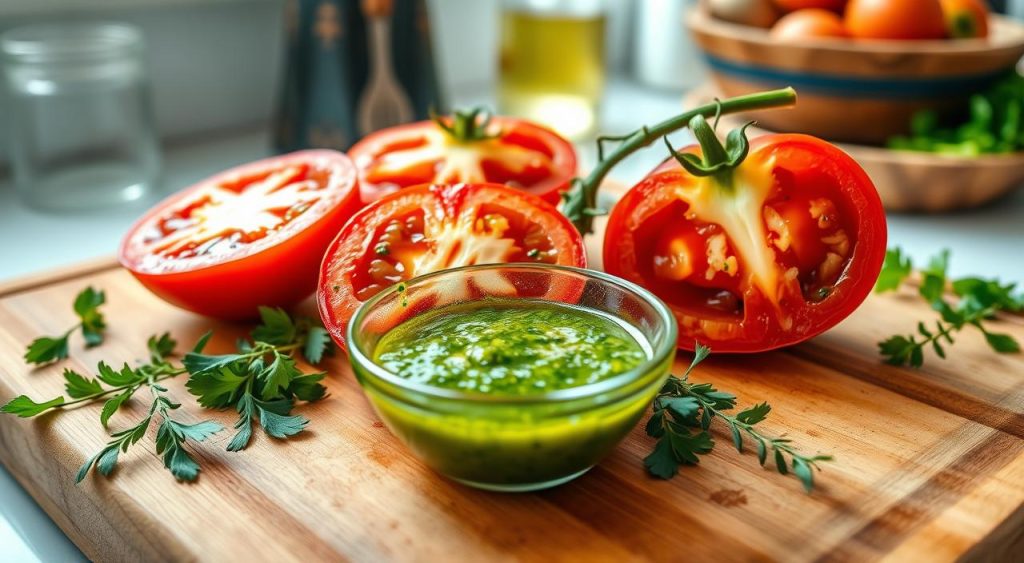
xmin=345 ymin=264 xmax=678 ymax=491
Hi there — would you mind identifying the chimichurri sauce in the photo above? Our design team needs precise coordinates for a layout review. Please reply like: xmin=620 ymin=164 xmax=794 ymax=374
xmin=373 ymin=299 xmax=649 ymax=395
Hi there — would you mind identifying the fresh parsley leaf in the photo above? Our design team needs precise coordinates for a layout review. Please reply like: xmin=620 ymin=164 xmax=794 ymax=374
xmin=251 ymin=307 xmax=296 ymax=345
xmin=24 ymin=335 xmax=70 ymax=365
xmin=147 ymin=333 xmax=177 ymax=364
xmin=73 ymin=287 xmax=106 ymax=347
xmin=878 ymin=248 xmax=1022 ymax=367
xmin=182 ymin=352 xmax=245 ymax=376
xmin=23 ymin=286 xmax=108 ymax=365
xmin=875 ymin=247 xmax=913 ymax=293
xmin=100 ymin=388 xmax=134 ymax=428
xmin=63 ymin=368 xmax=104 ymax=399
xmin=303 ymin=326 xmax=331 ymax=365
xmin=642 ymin=346 xmax=831 ymax=491
xmin=288 ymin=372 xmax=327 ymax=402
xmin=1 ymin=395 xmax=64 ymax=417
xmin=260 ymin=353 xmax=300 ymax=399
xmin=185 ymin=366 xmax=248 ymax=408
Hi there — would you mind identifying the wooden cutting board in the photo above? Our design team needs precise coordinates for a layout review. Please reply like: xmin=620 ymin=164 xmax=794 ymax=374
xmin=1 ymin=250 xmax=1022 ymax=562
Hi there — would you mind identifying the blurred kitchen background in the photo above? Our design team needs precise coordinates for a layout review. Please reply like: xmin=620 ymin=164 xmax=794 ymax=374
xmin=0 ymin=0 xmax=1023 ymax=278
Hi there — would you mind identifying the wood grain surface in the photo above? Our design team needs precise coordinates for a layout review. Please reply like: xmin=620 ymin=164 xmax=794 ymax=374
xmin=0 ymin=254 xmax=1022 ymax=562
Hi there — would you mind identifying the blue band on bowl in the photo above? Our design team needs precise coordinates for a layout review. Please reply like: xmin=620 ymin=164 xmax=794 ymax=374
xmin=704 ymin=54 xmax=1008 ymax=99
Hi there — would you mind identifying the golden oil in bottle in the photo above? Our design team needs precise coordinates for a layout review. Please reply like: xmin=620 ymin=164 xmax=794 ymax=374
xmin=499 ymin=5 xmax=606 ymax=140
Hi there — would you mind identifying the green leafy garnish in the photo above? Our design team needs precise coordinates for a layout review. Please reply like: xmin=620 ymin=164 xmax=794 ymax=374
xmin=3 ymin=301 xmax=332 ymax=484
xmin=185 ymin=307 xmax=329 ymax=451
xmin=77 ymin=384 xmax=223 ymax=483
xmin=23 ymin=286 xmax=106 ymax=365
xmin=876 ymin=247 xmax=1023 ymax=367
xmin=643 ymin=345 xmax=832 ymax=492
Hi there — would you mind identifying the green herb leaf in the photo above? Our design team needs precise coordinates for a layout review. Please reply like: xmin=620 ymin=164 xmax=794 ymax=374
xmin=147 ymin=333 xmax=177 ymax=364
xmin=251 ymin=307 xmax=296 ymax=345
xmin=641 ymin=346 xmax=831 ymax=491
xmin=875 ymin=247 xmax=913 ymax=293
xmin=644 ymin=437 xmax=679 ymax=479
xmin=62 ymin=368 xmax=104 ymax=399
xmin=983 ymin=331 xmax=1021 ymax=353
xmin=100 ymin=388 xmax=134 ymax=428
xmin=73 ymin=287 xmax=106 ymax=347
xmin=182 ymin=352 xmax=245 ymax=376
xmin=260 ymin=353 xmax=300 ymax=399
xmin=24 ymin=335 xmax=70 ymax=365
xmin=1 ymin=395 xmax=64 ymax=417
xmin=303 ymin=326 xmax=331 ymax=365
xmin=288 ymin=372 xmax=327 ymax=403
xmin=185 ymin=366 xmax=248 ymax=408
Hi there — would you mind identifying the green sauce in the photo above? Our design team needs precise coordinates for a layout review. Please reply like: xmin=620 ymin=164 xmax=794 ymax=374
xmin=355 ymin=298 xmax=675 ymax=491
xmin=374 ymin=300 xmax=649 ymax=395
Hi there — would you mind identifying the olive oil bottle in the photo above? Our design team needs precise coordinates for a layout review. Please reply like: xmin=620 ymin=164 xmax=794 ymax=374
xmin=499 ymin=2 xmax=606 ymax=140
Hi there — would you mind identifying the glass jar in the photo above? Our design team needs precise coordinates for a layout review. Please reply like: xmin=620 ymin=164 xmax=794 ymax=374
xmin=499 ymin=0 xmax=606 ymax=140
xmin=2 ymin=23 xmax=160 ymax=212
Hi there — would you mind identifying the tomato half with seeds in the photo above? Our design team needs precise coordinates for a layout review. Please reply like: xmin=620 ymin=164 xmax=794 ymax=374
xmin=604 ymin=130 xmax=886 ymax=353
xmin=120 ymin=150 xmax=362 ymax=320
xmin=348 ymin=110 xmax=576 ymax=205
xmin=318 ymin=182 xmax=586 ymax=344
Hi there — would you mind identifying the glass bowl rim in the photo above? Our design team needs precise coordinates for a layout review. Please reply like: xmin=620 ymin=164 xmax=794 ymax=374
xmin=346 ymin=263 xmax=679 ymax=405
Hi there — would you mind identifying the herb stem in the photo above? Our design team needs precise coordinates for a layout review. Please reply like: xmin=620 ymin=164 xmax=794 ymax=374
xmin=562 ymin=88 xmax=797 ymax=234
xmin=58 ymin=370 xmax=184 ymax=410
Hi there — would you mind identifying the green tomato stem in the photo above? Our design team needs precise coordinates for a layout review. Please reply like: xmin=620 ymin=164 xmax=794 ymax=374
xmin=563 ymin=87 xmax=798 ymax=235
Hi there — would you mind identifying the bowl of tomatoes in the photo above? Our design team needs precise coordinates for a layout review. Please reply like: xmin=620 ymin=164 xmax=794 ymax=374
xmin=690 ymin=0 xmax=1024 ymax=144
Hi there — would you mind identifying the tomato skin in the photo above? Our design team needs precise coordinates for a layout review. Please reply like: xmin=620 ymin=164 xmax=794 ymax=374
xmin=348 ymin=118 xmax=577 ymax=205
xmin=318 ymin=183 xmax=587 ymax=346
xmin=603 ymin=134 xmax=887 ymax=353
xmin=940 ymin=0 xmax=989 ymax=38
xmin=845 ymin=0 xmax=947 ymax=40
xmin=120 ymin=150 xmax=362 ymax=320
xmin=771 ymin=9 xmax=849 ymax=39
xmin=773 ymin=0 xmax=846 ymax=12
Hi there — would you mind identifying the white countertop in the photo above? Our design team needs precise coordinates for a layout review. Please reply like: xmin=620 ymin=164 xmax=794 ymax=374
xmin=1 ymin=79 xmax=1022 ymax=561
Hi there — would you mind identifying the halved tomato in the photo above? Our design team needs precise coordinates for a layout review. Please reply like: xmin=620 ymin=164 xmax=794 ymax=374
xmin=318 ymin=182 xmax=586 ymax=344
xmin=348 ymin=111 xmax=577 ymax=205
xmin=120 ymin=150 xmax=362 ymax=320
xmin=604 ymin=133 xmax=886 ymax=353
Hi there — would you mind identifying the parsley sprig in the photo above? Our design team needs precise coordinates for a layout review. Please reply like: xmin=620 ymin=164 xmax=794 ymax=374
xmin=876 ymin=248 xmax=1022 ymax=367
xmin=644 ymin=345 xmax=833 ymax=492
xmin=2 ymin=302 xmax=332 ymax=482
xmin=183 ymin=306 xmax=330 ymax=451
xmin=24 ymin=286 xmax=106 ymax=365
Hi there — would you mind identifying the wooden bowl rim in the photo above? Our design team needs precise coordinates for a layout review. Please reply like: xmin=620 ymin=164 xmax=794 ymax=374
xmin=838 ymin=143 xmax=1024 ymax=169
xmin=688 ymin=8 xmax=1024 ymax=57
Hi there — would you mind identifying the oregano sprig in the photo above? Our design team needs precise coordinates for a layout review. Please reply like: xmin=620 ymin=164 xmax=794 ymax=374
xmin=643 ymin=345 xmax=833 ymax=492
xmin=23 ymin=286 xmax=106 ymax=365
xmin=876 ymin=247 xmax=1023 ymax=367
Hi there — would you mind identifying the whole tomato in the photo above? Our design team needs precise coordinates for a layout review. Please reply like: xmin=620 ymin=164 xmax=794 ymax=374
xmin=845 ymin=0 xmax=948 ymax=39
xmin=773 ymin=0 xmax=846 ymax=12
xmin=940 ymin=0 xmax=989 ymax=38
xmin=771 ymin=9 xmax=849 ymax=39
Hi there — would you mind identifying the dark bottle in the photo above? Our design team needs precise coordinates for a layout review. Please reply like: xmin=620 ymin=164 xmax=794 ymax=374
xmin=272 ymin=0 xmax=443 ymax=153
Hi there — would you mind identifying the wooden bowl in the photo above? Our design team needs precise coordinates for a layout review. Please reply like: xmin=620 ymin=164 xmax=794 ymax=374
xmin=683 ymin=87 xmax=1024 ymax=213
xmin=687 ymin=8 xmax=1024 ymax=145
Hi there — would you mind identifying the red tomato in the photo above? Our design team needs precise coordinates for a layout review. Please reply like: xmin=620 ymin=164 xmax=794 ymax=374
xmin=348 ymin=116 xmax=577 ymax=205
xmin=120 ymin=150 xmax=362 ymax=320
xmin=940 ymin=0 xmax=989 ymax=38
xmin=603 ymin=135 xmax=886 ymax=353
xmin=773 ymin=0 xmax=846 ymax=12
xmin=845 ymin=0 xmax=947 ymax=40
xmin=771 ymin=9 xmax=849 ymax=39
xmin=318 ymin=183 xmax=587 ymax=344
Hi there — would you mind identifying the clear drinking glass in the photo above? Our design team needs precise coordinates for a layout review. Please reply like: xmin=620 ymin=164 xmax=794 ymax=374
xmin=499 ymin=0 xmax=606 ymax=140
xmin=2 ymin=23 xmax=160 ymax=212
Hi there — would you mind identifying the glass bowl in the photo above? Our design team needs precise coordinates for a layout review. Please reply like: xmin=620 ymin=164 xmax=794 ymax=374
xmin=346 ymin=264 xmax=678 ymax=492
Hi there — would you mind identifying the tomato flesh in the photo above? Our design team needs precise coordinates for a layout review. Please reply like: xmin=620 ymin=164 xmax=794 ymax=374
xmin=120 ymin=150 xmax=362 ymax=320
xmin=349 ymin=118 xmax=576 ymax=205
xmin=318 ymin=183 xmax=586 ymax=345
xmin=604 ymin=134 xmax=886 ymax=353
